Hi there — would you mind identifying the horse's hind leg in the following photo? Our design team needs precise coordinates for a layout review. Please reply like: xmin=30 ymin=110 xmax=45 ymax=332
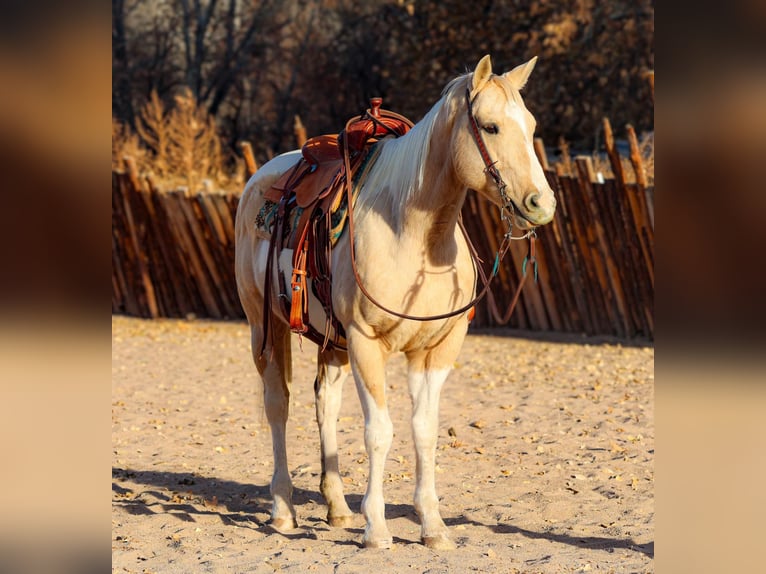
xmin=251 ymin=322 xmax=297 ymax=531
xmin=314 ymin=347 xmax=355 ymax=527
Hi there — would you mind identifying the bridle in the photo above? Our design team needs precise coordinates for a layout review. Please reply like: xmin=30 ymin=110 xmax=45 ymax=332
xmin=344 ymin=84 xmax=538 ymax=323
xmin=463 ymin=87 xmax=537 ymax=238
xmin=464 ymin=87 xmax=513 ymax=213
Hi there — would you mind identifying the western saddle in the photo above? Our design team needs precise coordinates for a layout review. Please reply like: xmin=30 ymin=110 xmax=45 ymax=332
xmin=259 ymin=98 xmax=413 ymax=352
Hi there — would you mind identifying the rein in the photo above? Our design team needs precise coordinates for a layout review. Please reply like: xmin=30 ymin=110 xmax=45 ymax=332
xmin=343 ymin=92 xmax=537 ymax=324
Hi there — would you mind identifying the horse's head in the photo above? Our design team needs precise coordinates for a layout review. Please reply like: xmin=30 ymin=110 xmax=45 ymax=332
xmin=451 ymin=55 xmax=556 ymax=229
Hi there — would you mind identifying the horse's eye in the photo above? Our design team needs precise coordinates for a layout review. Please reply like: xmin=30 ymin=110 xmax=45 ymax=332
xmin=483 ymin=124 xmax=499 ymax=135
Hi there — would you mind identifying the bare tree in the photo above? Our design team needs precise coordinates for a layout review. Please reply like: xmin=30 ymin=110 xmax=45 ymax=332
xmin=112 ymin=0 xmax=136 ymax=127
xmin=113 ymin=0 xmax=653 ymax=162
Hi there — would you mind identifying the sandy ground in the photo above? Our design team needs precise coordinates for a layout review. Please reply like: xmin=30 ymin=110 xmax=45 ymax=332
xmin=112 ymin=316 xmax=653 ymax=573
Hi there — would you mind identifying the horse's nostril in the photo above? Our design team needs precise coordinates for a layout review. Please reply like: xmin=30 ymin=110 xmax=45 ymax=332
xmin=527 ymin=194 xmax=540 ymax=209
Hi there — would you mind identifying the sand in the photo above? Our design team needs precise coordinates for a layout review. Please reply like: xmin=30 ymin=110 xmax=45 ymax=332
xmin=112 ymin=316 xmax=653 ymax=573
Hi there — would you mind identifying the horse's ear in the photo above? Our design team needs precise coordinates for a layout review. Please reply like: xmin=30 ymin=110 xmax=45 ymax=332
xmin=470 ymin=55 xmax=493 ymax=98
xmin=503 ymin=56 xmax=538 ymax=90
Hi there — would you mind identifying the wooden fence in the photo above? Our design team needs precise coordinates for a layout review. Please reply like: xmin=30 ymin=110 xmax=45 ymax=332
xmin=112 ymin=169 xmax=242 ymax=320
xmin=113 ymin=128 xmax=654 ymax=339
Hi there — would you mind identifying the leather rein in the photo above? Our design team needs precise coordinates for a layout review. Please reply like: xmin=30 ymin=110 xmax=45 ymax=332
xmin=342 ymin=87 xmax=537 ymax=324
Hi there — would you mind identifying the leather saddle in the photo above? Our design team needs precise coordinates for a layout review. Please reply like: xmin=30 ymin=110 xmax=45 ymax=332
xmin=260 ymin=98 xmax=412 ymax=352
xmin=265 ymin=136 xmax=341 ymax=213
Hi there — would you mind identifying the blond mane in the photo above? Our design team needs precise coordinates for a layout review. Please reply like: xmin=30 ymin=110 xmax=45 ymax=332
xmin=354 ymin=73 xmax=474 ymax=227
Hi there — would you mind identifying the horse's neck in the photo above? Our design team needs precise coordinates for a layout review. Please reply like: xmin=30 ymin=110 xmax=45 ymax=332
xmin=391 ymin=116 xmax=466 ymax=266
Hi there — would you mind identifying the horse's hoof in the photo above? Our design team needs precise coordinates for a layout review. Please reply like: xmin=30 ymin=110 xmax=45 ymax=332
xmin=269 ymin=516 xmax=298 ymax=532
xmin=423 ymin=534 xmax=456 ymax=550
xmin=328 ymin=514 xmax=355 ymax=528
xmin=363 ymin=536 xmax=393 ymax=549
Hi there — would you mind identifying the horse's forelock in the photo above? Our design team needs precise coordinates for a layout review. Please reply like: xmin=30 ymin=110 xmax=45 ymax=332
xmin=449 ymin=71 xmax=519 ymax=107
xmin=489 ymin=74 xmax=522 ymax=106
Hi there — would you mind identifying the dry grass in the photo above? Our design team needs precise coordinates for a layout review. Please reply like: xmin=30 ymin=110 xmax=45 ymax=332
xmin=639 ymin=131 xmax=654 ymax=185
xmin=112 ymin=119 xmax=146 ymax=172
xmin=112 ymin=90 xmax=244 ymax=193
xmin=552 ymin=130 xmax=654 ymax=186
xmin=134 ymin=91 xmax=171 ymax=179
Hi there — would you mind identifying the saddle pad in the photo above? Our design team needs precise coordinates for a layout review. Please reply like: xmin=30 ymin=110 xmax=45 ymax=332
xmin=254 ymin=199 xmax=305 ymax=246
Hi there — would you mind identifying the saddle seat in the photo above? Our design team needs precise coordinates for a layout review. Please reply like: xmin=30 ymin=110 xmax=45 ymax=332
xmin=263 ymin=134 xmax=345 ymax=221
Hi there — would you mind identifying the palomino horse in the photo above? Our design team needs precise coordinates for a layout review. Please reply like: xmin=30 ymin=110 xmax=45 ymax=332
xmin=235 ymin=55 xmax=556 ymax=549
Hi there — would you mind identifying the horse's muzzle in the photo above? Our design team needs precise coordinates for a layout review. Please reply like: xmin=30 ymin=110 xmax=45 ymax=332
xmin=520 ymin=190 xmax=556 ymax=226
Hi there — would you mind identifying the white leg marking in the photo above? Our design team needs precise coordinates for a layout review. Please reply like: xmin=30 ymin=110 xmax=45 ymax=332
xmin=409 ymin=368 xmax=455 ymax=548
xmin=315 ymin=353 xmax=355 ymax=526
xmin=505 ymin=101 xmax=549 ymax=192
xmin=349 ymin=354 xmax=394 ymax=548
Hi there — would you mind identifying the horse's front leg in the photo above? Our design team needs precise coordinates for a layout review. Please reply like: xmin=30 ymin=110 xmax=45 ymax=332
xmin=315 ymin=347 xmax=355 ymax=527
xmin=347 ymin=331 xmax=394 ymax=548
xmin=407 ymin=331 xmax=465 ymax=550
xmin=407 ymin=365 xmax=455 ymax=549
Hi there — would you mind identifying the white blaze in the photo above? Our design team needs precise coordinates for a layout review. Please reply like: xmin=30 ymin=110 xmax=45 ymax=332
xmin=505 ymin=100 xmax=549 ymax=192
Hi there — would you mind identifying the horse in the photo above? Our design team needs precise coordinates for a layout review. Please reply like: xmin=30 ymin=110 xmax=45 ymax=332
xmin=234 ymin=55 xmax=556 ymax=550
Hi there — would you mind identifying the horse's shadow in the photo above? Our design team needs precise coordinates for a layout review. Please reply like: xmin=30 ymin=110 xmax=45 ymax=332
xmin=113 ymin=467 xmax=653 ymax=556
xmin=445 ymin=515 xmax=654 ymax=558
xmin=112 ymin=467 xmax=418 ymax=547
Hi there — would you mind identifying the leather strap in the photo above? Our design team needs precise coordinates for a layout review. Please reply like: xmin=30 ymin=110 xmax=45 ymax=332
xmin=465 ymin=225 xmax=536 ymax=325
xmin=260 ymin=194 xmax=289 ymax=357
xmin=464 ymin=88 xmax=509 ymax=203
xmin=289 ymin=223 xmax=311 ymax=333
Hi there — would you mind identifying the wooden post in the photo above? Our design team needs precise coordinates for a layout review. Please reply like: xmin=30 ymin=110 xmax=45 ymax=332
xmin=533 ymin=226 xmax=564 ymax=332
xmin=239 ymin=141 xmax=258 ymax=178
xmin=140 ymin=177 xmax=195 ymax=317
xmin=177 ymin=193 xmax=234 ymax=317
xmin=646 ymin=70 xmax=654 ymax=102
xmin=558 ymin=137 xmax=573 ymax=176
xmin=626 ymin=124 xmax=648 ymax=188
xmin=112 ymin=178 xmax=139 ymax=315
xmin=574 ymin=155 xmax=597 ymax=183
xmin=161 ymin=191 xmax=223 ymax=318
xmin=602 ymin=117 xmax=625 ymax=185
xmin=193 ymin=195 xmax=241 ymax=318
xmin=118 ymin=165 xmax=160 ymax=318
xmin=123 ymin=155 xmax=141 ymax=190
xmin=533 ymin=137 xmax=550 ymax=170
xmin=578 ymin=160 xmax=631 ymax=337
xmin=555 ymin=176 xmax=597 ymax=334
xmin=294 ymin=115 xmax=307 ymax=148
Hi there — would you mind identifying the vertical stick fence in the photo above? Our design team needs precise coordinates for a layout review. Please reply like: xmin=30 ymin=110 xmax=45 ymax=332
xmin=113 ymin=128 xmax=654 ymax=339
